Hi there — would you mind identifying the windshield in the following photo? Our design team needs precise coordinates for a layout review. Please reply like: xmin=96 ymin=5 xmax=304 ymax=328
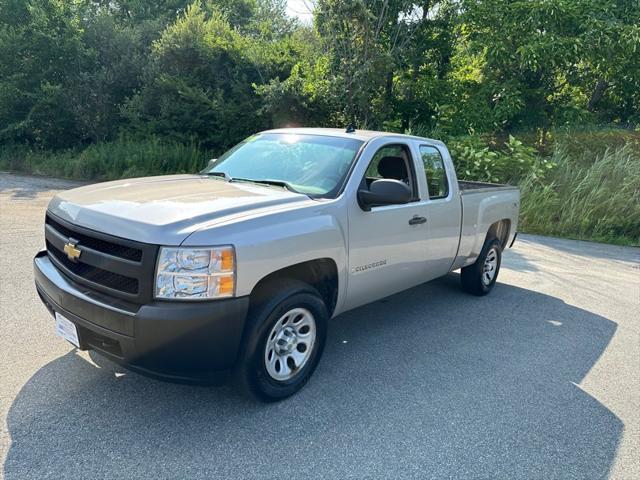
xmin=202 ymin=133 xmax=363 ymax=197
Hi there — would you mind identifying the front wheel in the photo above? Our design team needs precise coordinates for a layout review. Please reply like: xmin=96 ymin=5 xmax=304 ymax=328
xmin=235 ymin=281 xmax=328 ymax=402
xmin=461 ymin=238 xmax=502 ymax=296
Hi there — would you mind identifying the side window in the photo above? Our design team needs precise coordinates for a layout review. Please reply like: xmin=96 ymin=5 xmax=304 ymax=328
xmin=363 ymin=144 xmax=417 ymax=199
xmin=420 ymin=146 xmax=449 ymax=199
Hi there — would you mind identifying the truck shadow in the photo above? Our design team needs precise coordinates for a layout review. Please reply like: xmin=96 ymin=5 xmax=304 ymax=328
xmin=4 ymin=275 xmax=621 ymax=479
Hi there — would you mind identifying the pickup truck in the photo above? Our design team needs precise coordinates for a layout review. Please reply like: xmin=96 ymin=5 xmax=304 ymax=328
xmin=34 ymin=128 xmax=519 ymax=401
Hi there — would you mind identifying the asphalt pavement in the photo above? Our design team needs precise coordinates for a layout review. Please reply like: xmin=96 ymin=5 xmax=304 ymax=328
xmin=0 ymin=172 xmax=638 ymax=479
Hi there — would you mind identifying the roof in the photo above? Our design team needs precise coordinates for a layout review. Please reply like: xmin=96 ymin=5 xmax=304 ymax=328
xmin=261 ymin=127 xmax=446 ymax=147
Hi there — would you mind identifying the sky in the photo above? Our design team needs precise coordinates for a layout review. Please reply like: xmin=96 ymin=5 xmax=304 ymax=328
xmin=286 ymin=0 xmax=315 ymax=23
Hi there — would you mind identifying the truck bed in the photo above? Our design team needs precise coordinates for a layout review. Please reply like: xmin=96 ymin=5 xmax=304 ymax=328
xmin=458 ymin=180 xmax=519 ymax=194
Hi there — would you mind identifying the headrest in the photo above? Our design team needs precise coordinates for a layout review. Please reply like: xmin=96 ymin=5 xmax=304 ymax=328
xmin=377 ymin=156 xmax=407 ymax=180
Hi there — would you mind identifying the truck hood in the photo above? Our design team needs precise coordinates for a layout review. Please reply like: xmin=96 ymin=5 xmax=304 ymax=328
xmin=48 ymin=174 xmax=312 ymax=245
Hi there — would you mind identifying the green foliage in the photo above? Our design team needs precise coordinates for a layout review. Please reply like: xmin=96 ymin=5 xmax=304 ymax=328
xmin=0 ymin=137 xmax=209 ymax=180
xmin=0 ymin=0 xmax=86 ymax=147
xmin=449 ymin=134 xmax=553 ymax=184
xmin=550 ymin=128 xmax=640 ymax=164
xmin=520 ymin=141 xmax=640 ymax=245
xmin=72 ymin=11 xmax=148 ymax=142
xmin=0 ymin=0 xmax=639 ymax=244
xmin=457 ymin=0 xmax=640 ymax=131
xmin=255 ymin=27 xmax=332 ymax=126
xmin=121 ymin=2 xmax=262 ymax=148
xmin=1 ymin=0 xmax=638 ymax=150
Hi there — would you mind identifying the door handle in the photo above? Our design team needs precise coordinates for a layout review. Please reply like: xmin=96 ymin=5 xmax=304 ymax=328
xmin=408 ymin=215 xmax=427 ymax=225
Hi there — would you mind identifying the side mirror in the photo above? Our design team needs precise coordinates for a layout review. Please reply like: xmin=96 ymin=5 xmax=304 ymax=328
xmin=358 ymin=179 xmax=412 ymax=211
xmin=207 ymin=158 xmax=217 ymax=169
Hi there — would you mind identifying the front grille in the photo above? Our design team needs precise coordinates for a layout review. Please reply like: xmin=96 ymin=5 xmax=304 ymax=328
xmin=47 ymin=241 xmax=139 ymax=294
xmin=44 ymin=213 xmax=159 ymax=303
xmin=46 ymin=216 xmax=142 ymax=262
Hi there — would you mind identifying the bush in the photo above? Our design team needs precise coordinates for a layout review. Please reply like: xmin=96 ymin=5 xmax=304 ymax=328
xmin=448 ymin=134 xmax=553 ymax=184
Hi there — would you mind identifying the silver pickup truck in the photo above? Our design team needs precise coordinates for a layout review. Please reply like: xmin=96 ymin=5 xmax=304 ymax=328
xmin=34 ymin=128 xmax=519 ymax=401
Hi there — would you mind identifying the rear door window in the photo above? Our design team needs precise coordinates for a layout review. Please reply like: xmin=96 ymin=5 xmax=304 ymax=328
xmin=420 ymin=146 xmax=449 ymax=199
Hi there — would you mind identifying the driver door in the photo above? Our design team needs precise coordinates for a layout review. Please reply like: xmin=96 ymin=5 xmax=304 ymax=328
xmin=344 ymin=141 xmax=430 ymax=311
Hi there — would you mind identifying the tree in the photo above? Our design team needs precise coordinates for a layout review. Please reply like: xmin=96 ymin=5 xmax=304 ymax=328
xmin=455 ymin=0 xmax=640 ymax=132
xmin=0 ymin=0 xmax=86 ymax=147
xmin=0 ymin=0 xmax=637 ymax=152
xmin=314 ymin=0 xmax=429 ymax=128
xmin=122 ymin=1 xmax=266 ymax=149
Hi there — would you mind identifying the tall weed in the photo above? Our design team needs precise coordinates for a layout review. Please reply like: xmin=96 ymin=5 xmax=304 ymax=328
xmin=0 ymin=137 xmax=210 ymax=181
xmin=520 ymin=144 xmax=640 ymax=245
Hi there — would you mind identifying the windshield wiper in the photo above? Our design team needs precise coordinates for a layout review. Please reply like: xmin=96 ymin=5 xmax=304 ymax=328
xmin=230 ymin=177 xmax=301 ymax=194
xmin=205 ymin=173 xmax=305 ymax=196
xmin=204 ymin=171 xmax=232 ymax=181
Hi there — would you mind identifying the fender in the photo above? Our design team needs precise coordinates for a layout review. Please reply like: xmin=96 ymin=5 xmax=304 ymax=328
xmin=182 ymin=199 xmax=350 ymax=315
xmin=469 ymin=190 xmax=520 ymax=263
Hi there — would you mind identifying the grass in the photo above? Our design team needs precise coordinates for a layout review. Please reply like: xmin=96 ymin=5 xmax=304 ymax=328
xmin=0 ymin=130 xmax=638 ymax=246
xmin=519 ymin=142 xmax=640 ymax=246
xmin=0 ymin=137 xmax=211 ymax=181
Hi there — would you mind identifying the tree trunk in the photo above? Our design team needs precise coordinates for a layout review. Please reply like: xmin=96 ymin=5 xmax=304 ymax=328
xmin=587 ymin=79 xmax=610 ymax=112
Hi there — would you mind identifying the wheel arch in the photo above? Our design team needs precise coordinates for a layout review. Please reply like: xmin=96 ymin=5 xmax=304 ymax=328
xmin=486 ymin=219 xmax=511 ymax=249
xmin=248 ymin=258 xmax=339 ymax=318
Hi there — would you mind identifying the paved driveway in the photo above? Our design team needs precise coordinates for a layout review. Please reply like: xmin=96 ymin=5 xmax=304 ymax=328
xmin=1 ymin=173 xmax=638 ymax=479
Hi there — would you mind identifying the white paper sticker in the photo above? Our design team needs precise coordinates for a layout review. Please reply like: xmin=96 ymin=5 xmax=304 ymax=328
xmin=55 ymin=312 xmax=80 ymax=348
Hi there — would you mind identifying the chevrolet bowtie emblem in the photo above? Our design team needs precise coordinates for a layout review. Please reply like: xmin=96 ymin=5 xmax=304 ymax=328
xmin=63 ymin=240 xmax=81 ymax=262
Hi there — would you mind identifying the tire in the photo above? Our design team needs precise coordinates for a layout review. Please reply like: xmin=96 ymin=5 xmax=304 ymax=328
xmin=461 ymin=238 xmax=502 ymax=296
xmin=235 ymin=280 xmax=328 ymax=402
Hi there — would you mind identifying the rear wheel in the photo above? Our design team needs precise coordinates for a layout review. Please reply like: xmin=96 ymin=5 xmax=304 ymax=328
xmin=235 ymin=280 xmax=328 ymax=402
xmin=461 ymin=238 xmax=502 ymax=296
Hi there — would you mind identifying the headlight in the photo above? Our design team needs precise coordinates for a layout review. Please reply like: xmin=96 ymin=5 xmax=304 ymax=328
xmin=155 ymin=246 xmax=235 ymax=300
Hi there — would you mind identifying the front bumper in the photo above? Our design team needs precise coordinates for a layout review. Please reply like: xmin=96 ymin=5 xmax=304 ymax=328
xmin=34 ymin=250 xmax=249 ymax=384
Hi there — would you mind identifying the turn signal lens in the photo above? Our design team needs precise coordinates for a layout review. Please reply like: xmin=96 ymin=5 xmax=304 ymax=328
xmin=220 ymin=249 xmax=234 ymax=271
xmin=218 ymin=275 xmax=234 ymax=296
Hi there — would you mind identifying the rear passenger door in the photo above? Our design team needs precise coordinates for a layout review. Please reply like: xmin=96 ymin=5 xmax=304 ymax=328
xmin=416 ymin=144 xmax=462 ymax=278
xmin=345 ymin=140 xmax=431 ymax=310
